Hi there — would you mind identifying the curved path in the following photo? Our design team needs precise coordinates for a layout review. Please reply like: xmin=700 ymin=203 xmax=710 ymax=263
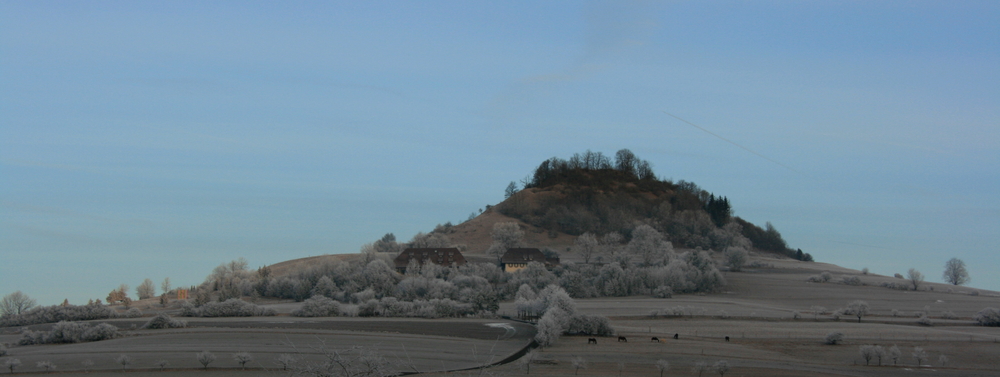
xmin=3 ymin=317 xmax=536 ymax=374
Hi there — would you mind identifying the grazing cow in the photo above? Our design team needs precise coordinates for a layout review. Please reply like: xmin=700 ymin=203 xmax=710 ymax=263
xmin=673 ymin=333 xmax=679 ymax=340
xmin=588 ymin=338 xmax=597 ymax=344
xmin=618 ymin=336 xmax=627 ymax=342
xmin=651 ymin=337 xmax=660 ymax=342
xmin=725 ymin=336 xmax=730 ymax=342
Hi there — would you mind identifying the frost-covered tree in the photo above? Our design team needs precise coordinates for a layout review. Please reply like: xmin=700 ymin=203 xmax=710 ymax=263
xmin=197 ymin=351 xmax=216 ymax=369
xmin=912 ymin=347 xmax=928 ymax=366
xmin=519 ymin=350 xmax=537 ymax=374
xmin=723 ymin=246 xmax=749 ymax=272
xmin=712 ymin=360 xmax=730 ymax=376
xmin=155 ymin=359 xmax=169 ymax=371
xmin=4 ymin=358 xmax=20 ymax=373
xmin=655 ymin=359 xmax=670 ymax=377
xmin=691 ymin=361 xmax=708 ymax=377
xmin=37 ymin=361 xmax=56 ymax=371
xmin=1 ymin=291 xmax=36 ymax=316
xmin=874 ymin=345 xmax=886 ymax=366
xmin=942 ymin=258 xmax=970 ymax=286
xmin=487 ymin=222 xmax=524 ymax=262
xmin=233 ymin=352 xmax=253 ymax=369
xmin=115 ymin=354 xmax=132 ymax=370
xmin=889 ymin=345 xmax=902 ymax=365
xmin=137 ymin=279 xmax=156 ymax=300
xmin=535 ymin=307 xmax=570 ymax=347
xmin=625 ymin=225 xmax=672 ymax=266
xmin=571 ymin=356 xmax=587 ymax=375
xmin=574 ymin=232 xmax=600 ymax=264
xmin=161 ymin=278 xmax=171 ymax=295
xmin=859 ymin=345 xmax=876 ymax=365
xmin=907 ymin=268 xmax=924 ymax=291
xmin=275 ymin=354 xmax=296 ymax=371
xmin=846 ymin=301 xmax=870 ymax=323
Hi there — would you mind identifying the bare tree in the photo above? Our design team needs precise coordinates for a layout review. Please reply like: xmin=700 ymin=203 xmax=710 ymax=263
xmin=505 ymin=181 xmax=518 ymax=199
xmin=155 ymin=359 xmax=169 ymax=371
xmin=907 ymin=268 xmax=924 ymax=291
xmin=942 ymin=258 xmax=970 ymax=286
xmin=846 ymin=301 xmax=870 ymax=323
xmin=655 ymin=359 xmax=670 ymax=377
xmin=115 ymin=354 xmax=132 ymax=370
xmin=712 ymin=360 xmax=730 ymax=376
xmin=571 ymin=356 xmax=587 ymax=375
xmin=137 ymin=279 xmax=156 ymax=300
xmin=1 ymin=291 xmax=36 ymax=316
xmin=197 ymin=351 xmax=217 ymax=369
xmin=233 ymin=352 xmax=253 ymax=369
xmin=161 ymin=277 xmax=172 ymax=294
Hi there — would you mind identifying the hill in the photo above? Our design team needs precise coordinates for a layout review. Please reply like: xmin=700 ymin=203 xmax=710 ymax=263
xmin=402 ymin=149 xmax=807 ymax=262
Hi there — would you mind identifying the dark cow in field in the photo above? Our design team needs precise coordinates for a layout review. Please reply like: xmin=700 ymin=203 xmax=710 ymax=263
xmin=618 ymin=336 xmax=627 ymax=342
xmin=725 ymin=336 xmax=730 ymax=342
xmin=651 ymin=337 xmax=660 ymax=342
xmin=587 ymin=338 xmax=597 ymax=344
xmin=673 ymin=333 xmax=679 ymax=340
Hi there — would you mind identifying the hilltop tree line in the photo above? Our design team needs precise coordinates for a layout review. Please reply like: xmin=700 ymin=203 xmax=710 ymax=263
xmin=500 ymin=149 xmax=808 ymax=260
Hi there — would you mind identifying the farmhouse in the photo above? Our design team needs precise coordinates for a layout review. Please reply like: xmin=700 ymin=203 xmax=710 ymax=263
xmin=500 ymin=248 xmax=560 ymax=272
xmin=394 ymin=248 xmax=467 ymax=273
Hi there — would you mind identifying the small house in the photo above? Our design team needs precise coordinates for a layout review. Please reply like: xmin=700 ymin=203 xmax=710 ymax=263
xmin=500 ymin=248 xmax=559 ymax=272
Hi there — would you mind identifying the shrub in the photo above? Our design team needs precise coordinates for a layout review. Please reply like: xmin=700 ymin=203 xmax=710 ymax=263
xmin=970 ymin=289 xmax=980 ymax=296
xmin=292 ymin=295 xmax=341 ymax=317
xmin=941 ymin=311 xmax=958 ymax=320
xmin=821 ymin=271 xmax=832 ymax=282
xmin=123 ymin=307 xmax=142 ymax=318
xmin=894 ymin=273 xmax=904 ymax=279
xmin=806 ymin=275 xmax=823 ymax=283
xmin=825 ymin=332 xmax=844 ymax=345
xmin=974 ymin=308 xmax=1000 ymax=326
xmin=142 ymin=313 xmax=187 ymax=329
xmin=653 ymin=285 xmax=673 ymax=298
xmin=917 ymin=314 xmax=933 ymax=326
xmin=841 ymin=276 xmax=862 ymax=286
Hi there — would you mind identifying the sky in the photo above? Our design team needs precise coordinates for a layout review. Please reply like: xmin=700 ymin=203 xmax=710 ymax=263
xmin=2 ymin=1 xmax=998 ymax=306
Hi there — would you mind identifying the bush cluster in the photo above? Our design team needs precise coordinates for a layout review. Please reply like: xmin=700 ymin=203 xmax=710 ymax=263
xmin=180 ymin=299 xmax=276 ymax=317
xmin=19 ymin=321 xmax=120 ymax=345
xmin=142 ymin=313 xmax=187 ymax=329
xmin=0 ymin=303 xmax=126 ymax=327
xmin=975 ymin=308 xmax=1000 ymax=326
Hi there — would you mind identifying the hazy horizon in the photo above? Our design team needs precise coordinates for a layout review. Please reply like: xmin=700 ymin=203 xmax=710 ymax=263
xmin=2 ymin=1 xmax=997 ymax=306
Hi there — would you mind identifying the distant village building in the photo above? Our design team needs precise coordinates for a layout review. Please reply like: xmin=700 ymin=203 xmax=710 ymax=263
xmin=500 ymin=248 xmax=560 ymax=272
xmin=394 ymin=248 xmax=466 ymax=273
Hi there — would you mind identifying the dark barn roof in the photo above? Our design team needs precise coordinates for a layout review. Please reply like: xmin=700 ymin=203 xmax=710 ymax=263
xmin=500 ymin=248 xmax=560 ymax=268
xmin=394 ymin=248 xmax=466 ymax=271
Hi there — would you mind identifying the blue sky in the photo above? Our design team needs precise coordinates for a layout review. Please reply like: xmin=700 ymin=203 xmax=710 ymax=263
xmin=2 ymin=1 xmax=998 ymax=305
